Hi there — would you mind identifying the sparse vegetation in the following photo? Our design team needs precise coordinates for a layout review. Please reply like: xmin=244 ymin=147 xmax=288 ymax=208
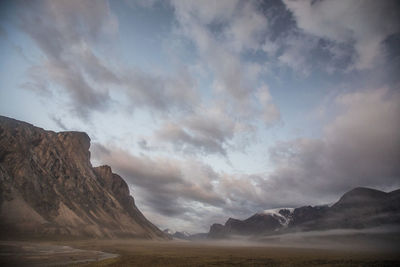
xmin=64 ymin=240 xmax=400 ymax=267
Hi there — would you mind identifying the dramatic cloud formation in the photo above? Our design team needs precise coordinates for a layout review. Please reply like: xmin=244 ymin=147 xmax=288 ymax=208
xmin=1 ymin=0 xmax=399 ymax=232
xmin=16 ymin=0 xmax=198 ymax=118
xmin=146 ymin=0 xmax=282 ymax=155
xmin=18 ymin=0 xmax=117 ymax=117
xmin=155 ymin=105 xmax=240 ymax=155
xmin=172 ymin=0 xmax=268 ymax=104
xmin=91 ymin=143 xmax=224 ymax=216
xmin=266 ymin=88 xmax=400 ymax=201
xmin=283 ymin=0 xmax=400 ymax=70
xmin=91 ymin=88 xmax=400 ymax=231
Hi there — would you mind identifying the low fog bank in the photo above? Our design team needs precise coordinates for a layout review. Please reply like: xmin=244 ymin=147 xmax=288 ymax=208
xmin=192 ymin=226 xmax=400 ymax=252
xmin=260 ymin=226 xmax=400 ymax=251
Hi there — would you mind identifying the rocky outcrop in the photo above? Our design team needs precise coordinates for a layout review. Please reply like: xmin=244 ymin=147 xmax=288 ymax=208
xmin=0 ymin=116 xmax=167 ymax=239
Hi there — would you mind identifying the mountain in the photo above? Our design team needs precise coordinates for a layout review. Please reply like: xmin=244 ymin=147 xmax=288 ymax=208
xmin=208 ymin=187 xmax=400 ymax=239
xmin=288 ymin=187 xmax=400 ymax=231
xmin=0 ymin=116 xmax=167 ymax=239
xmin=208 ymin=208 xmax=294 ymax=239
xmin=163 ymin=229 xmax=207 ymax=241
xmin=173 ymin=231 xmax=191 ymax=240
xmin=163 ymin=229 xmax=192 ymax=240
xmin=163 ymin=228 xmax=174 ymax=236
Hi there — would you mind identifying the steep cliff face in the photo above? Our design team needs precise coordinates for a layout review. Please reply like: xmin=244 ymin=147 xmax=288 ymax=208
xmin=0 ymin=116 xmax=167 ymax=239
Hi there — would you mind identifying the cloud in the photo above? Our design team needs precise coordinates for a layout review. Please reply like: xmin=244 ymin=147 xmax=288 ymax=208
xmin=257 ymin=84 xmax=281 ymax=125
xmin=154 ymin=105 xmax=237 ymax=155
xmin=89 ymin=87 xmax=400 ymax=231
xmin=156 ymin=122 xmax=227 ymax=155
xmin=171 ymin=0 xmax=277 ymax=113
xmin=90 ymin=142 xmax=264 ymax=230
xmin=121 ymin=67 xmax=198 ymax=113
xmin=139 ymin=0 xmax=279 ymax=155
xmin=50 ymin=115 xmax=68 ymax=131
xmin=283 ymin=0 xmax=400 ymax=70
xmin=214 ymin=87 xmax=400 ymax=216
xmin=152 ymin=86 xmax=280 ymax=156
xmin=265 ymin=88 xmax=400 ymax=204
xmin=16 ymin=0 xmax=198 ymax=118
xmin=17 ymin=0 xmax=117 ymax=117
xmin=13 ymin=0 xmax=281 ymax=158
xmin=91 ymin=143 xmax=225 ymax=217
xmin=225 ymin=1 xmax=268 ymax=52
xmin=276 ymin=33 xmax=321 ymax=76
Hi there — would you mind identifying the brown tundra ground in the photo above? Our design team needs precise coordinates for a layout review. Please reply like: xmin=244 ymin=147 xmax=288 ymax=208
xmin=1 ymin=236 xmax=400 ymax=267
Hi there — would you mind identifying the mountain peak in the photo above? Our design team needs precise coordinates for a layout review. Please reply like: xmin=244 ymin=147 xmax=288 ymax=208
xmin=332 ymin=187 xmax=388 ymax=209
xmin=225 ymin=217 xmax=241 ymax=225
xmin=0 ymin=116 xmax=167 ymax=239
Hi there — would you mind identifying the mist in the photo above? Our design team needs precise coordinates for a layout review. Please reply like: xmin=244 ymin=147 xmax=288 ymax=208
xmin=188 ymin=226 xmax=400 ymax=253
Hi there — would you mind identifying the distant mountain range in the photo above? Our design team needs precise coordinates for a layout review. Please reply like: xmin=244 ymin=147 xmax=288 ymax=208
xmin=163 ymin=229 xmax=190 ymax=239
xmin=0 ymin=116 xmax=168 ymax=239
xmin=208 ymin=187 xmax=400 ymax=239
xmin=163 ymin=229 xmax=208 ymax=241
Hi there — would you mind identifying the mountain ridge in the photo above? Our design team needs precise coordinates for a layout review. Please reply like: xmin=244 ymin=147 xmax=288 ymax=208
xmin=208 ymin=187 xmax=400 ymax=239
xmin=0 ymin=115 xmax=167 ymax=239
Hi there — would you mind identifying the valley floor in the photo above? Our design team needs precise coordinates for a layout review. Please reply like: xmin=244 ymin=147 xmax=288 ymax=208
xmin=2 ymin=238 xmax=399 ymax=267
xmin=0 ymin=241 xmax=117 ymax=266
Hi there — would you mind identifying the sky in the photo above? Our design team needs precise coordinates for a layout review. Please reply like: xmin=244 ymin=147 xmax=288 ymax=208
xmin=0 ymin=0 xmax=399 ymax=233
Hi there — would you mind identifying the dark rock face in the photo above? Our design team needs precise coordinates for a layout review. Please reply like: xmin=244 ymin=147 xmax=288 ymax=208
xmin=209 ymin=223 xmax=226 ymax=239
xmin=332 ymin=187 xmax=390 ymax=209
xmin=289 ymin=205 xmax=329 ymax=229
xmin=315 ymin=187 xmax=400 ymax=230
xmin=241 ymin=214 xmax=282 ymax=234
xmin=208 ymin=187 xmax=400 ymax=239
xmin=224 ymin=218 xmax=245 ymax=235
xmin=223 ymin=214 xmax=282 ymax=236
xmin=0 ymin=116 xmax=167 ymax=239
xmin=208 ymin=209 xmax=292 ymax=238
xmin=172 ymin=231 xmax=189 ymax=239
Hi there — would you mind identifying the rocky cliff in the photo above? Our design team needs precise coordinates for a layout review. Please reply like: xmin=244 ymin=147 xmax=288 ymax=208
xmin=0 ymin=116 xmax=167 ymax=239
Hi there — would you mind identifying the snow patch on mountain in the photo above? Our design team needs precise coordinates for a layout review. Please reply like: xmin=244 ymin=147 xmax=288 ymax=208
xmin=259 ymin=208 xmax=294 ymax=227
xmin=177 ymin=231 xmax=191 ymax=237
xmin=163 ymin=228 xmax=174 ymax=235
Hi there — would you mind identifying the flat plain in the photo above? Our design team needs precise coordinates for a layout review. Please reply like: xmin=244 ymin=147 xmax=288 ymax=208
xmin=4 ymin=239 xmax=398 ymax=267
xmin=1 ymin=238 xmax=400 ymax=266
